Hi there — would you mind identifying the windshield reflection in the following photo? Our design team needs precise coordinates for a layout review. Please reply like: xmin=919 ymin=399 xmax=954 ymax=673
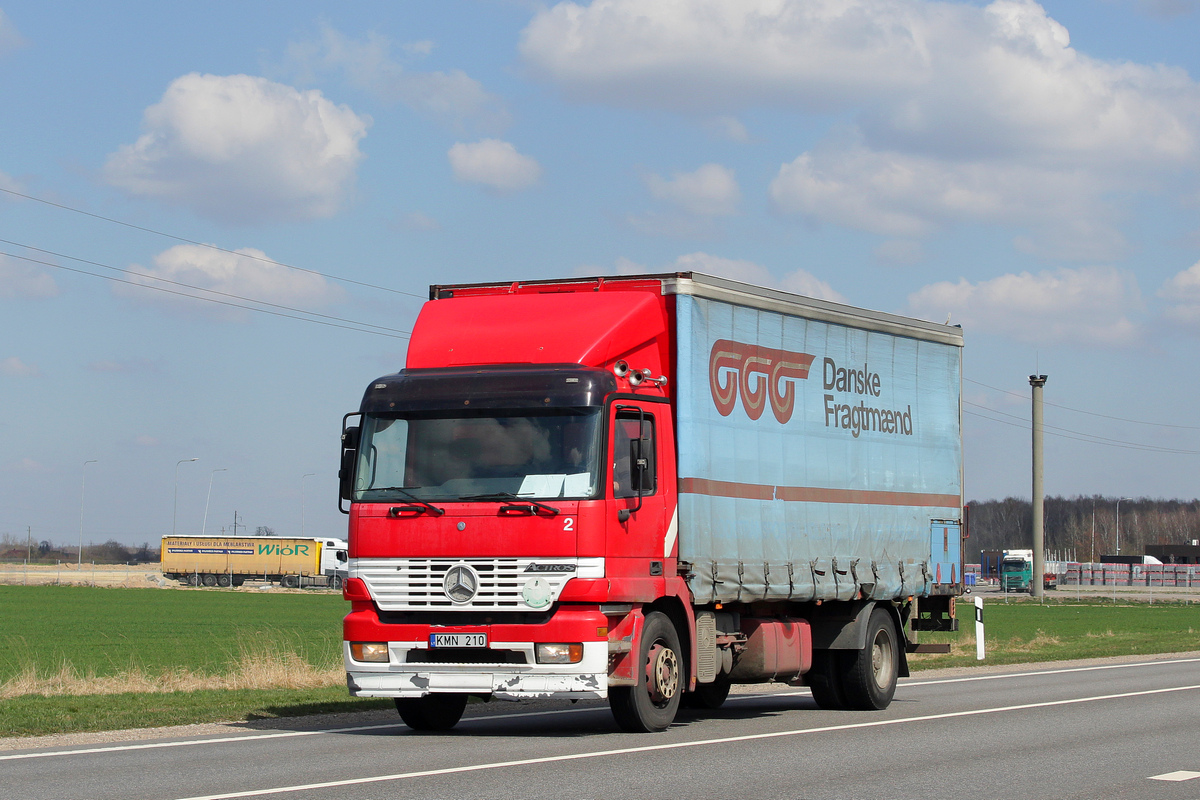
xmin=354 ymin=409 xmax=603 ymax=502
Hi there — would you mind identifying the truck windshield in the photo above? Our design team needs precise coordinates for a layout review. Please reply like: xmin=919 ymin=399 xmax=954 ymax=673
xmin=354 ymin=409 xmax=604 ymax=502
xmin=1001 ymin=560 xmax=1026 ymax=572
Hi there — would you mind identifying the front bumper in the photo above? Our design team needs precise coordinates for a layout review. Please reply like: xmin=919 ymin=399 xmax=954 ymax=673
xmin=345 ymin=640 xmax=608 ymax=699
xmin=343 ymin=604 xmax=610 ymax=700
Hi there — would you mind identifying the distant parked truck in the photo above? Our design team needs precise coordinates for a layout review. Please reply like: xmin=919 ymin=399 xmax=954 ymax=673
xmin=1000 ymin=548 xmax=1056 ymax=592
xmin=161 ymin=536 xmax=348 ymax=588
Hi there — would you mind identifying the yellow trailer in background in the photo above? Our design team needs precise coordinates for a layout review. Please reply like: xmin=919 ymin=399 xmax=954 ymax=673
xmin=161 ymin=535 xmax=348 ymax=588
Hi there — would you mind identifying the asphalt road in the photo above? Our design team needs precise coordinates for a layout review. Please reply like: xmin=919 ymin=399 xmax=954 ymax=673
xmin=4 ymin=656 xmax=1199 ymax=800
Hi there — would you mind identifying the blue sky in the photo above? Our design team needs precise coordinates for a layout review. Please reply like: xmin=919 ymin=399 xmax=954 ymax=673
xmin=2 ymin=0 xmax=1199 ymax=549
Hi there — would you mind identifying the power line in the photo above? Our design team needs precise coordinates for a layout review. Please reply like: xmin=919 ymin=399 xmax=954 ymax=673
xmin=965 ymin=377 xmax=1200 ymax=431
xmin=962 ymin=400 xmax=1199 ymax=451
xmin=0 ymin=185 xmax=426 ymax=300
xmin=1 ymin=249 xmax=410 ymax=340
xmin=0 ymin=239 xmax=412 ymax=337
xmin=964 ymin=407 xmax=1200 ymax=455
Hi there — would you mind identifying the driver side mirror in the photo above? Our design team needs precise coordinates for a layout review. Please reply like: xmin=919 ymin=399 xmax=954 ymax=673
xmin=339 ymin=424 xmax=360 ymax=507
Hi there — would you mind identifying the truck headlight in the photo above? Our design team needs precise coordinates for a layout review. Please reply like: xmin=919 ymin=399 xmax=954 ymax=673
xmin=350 ymin=642 xmax=389 ymax=662
xmin=536 ymin=643 xmax=583 ymax=664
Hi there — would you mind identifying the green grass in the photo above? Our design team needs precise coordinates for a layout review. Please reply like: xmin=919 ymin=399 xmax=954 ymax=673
xmin=2 ymin=586 xmax=1199 ymax=739
xmin=0 ymin=585 xmax=347 ymax=681
xmin=908 ymin=597 xmax=1200 ymax=670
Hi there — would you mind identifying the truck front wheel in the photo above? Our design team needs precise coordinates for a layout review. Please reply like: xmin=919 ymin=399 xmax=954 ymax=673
xmin=840 ymin=607 xmax=899 ymax=710
xmin=684 ymin=673 xmax=731 ymax=710
xmin=395 ymin=694 xmax=468 ymax=732
xmin=609 ymin=611 xmax=682 ymax=732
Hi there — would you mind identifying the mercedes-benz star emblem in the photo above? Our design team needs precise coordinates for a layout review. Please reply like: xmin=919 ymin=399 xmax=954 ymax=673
xmin=443 ymin=564 xmax=479 ymax=604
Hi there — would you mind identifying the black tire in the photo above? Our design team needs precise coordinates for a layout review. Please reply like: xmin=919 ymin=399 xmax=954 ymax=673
xmin=395 ymin=694 xmax=468 ymax=731
xmin=201 ymin=574 xmax=217 ymax=587
xmin=281 ymin=575 xmax=299 ymax=589
xmin=840 ymin=607 xmax=899 ymax=710
xmin=186 ymin=574 xmax=200 ymax=587
xmin=331 ymin=575 xmax=344 ymax=591
xmin=807 ymin=649 xmax=848 ymax=710
xmin=684 ymin=673 xmax=731 ymax=710
xmin=609 ymin=611 xmax=683 ymax=732
xmin=216 ymin=574 xmax=232 ymax=587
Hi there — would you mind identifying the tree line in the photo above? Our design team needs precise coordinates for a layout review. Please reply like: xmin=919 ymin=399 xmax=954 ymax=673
xmin=966 ymin=496 xmax=1200 ymax=562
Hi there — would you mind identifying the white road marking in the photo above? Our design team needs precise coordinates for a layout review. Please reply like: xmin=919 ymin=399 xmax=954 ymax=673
xmin=901 ymin=656 xmax=1200 ymax=688
xmin=4 ymin=655 xmax=1195 ymax=762
xmin=171 ymin=682 xmax=1200 ymax=800
xmin=1149 ymin=771 xmax=1200 ymax=782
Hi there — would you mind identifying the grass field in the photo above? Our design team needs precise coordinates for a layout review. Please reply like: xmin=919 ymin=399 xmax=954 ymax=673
xmin=2 ymin=586 xmax=1198 ymax=738
xmin=907 ymin=597 xmax=1200 ymax=669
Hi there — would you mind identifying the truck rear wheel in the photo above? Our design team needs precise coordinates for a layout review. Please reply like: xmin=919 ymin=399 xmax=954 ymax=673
xmin=201 ymin=574 xmax=217 ymax=587
xmin=216 ymin=574 xmax=231 ymax=587
xmin=609 ymin=611 xmax=682 ymax=732
xmin=395 ymin=694 xmax=468 ymax=732
xmin=807 ymin=650 xmax=847 ymax=710
xmin=840 ymin=607 xmax=898 ymax=710
xmin=280 ymin=575 xmax=299 ymax=589
xmin=186 ymin=574 xmax=200 ymax=587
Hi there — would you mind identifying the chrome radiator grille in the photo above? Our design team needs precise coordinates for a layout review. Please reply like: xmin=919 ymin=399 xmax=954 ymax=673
xmin=351 ymin=558 xmax=602 ymax=612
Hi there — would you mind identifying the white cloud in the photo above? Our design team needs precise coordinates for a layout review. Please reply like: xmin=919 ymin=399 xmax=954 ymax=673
xmin=1159 ymin=260 xmax=1200 ymax=328
xmin=768 ymin=137 xmax=1129 ymax=260
xmin=1 ymin=356 xmax=41 ymax=377
xmin=645 ymin=163 xmax=740 ymax=217
xmin=448 ymin=139 xmax=542 ymax=192
xmin=873 ymin=239 xmax=925 ymax=266
xmin=3 ymin=457 xmax=47 ymax=474
xmin=0 ymin=10 xmax=25 ymax=57
xmin=0 ymin=254 xmax=59 ymax=298
xmin=705 ymin=116 xmax=750 ymax=143
xmin=522 ymin=0 xmax=1200 ymax=260
xmin=114 ymin=244 xmax=343 ymax=320
xmin=616 ymin=252 xmax=845 ymax=303
xmin=907 ymin=266 xmax=1143 ymax=346
xmin=88 ymin=358 xmax=162 ymax=374
xmin=104 ymin=73 xmax=369 ymax=224
xmin=286 ymin=26 xmax=509 ymax=133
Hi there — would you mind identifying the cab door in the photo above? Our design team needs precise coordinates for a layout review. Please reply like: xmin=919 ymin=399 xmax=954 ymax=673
xmin=606 ymin=404 xmax=671 ymax=569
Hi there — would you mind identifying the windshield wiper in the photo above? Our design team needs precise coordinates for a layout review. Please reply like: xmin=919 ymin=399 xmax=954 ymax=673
xmin=373 ymin=487 xmax=445 ymax=516
xmin=459 ymin=492 xmax=560 ymax=516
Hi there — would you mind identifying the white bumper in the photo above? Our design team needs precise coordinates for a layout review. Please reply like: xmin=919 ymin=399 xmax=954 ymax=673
xmin=344 ymin=640 xmax=608 ymax=700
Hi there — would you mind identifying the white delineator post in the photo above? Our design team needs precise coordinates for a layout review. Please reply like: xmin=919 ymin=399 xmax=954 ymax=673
xmin=975 ymin=596 xmax=985 ymax=660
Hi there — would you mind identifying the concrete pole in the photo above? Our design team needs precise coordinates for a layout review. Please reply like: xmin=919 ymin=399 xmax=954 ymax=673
xmin=1029 ymin=374 xmax=1047 ymax=599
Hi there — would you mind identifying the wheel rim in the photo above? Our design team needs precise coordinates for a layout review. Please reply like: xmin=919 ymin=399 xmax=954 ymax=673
xmin=646 ymin=643 xmax=679 ymax=705
xmin=870 ymin=630 xmax=894 ymax=689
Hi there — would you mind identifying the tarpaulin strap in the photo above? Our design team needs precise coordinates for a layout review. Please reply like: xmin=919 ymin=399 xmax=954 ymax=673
xmin=710 ymin=561 xmax=720 ymax=604
xmin=736 ymin=562 xmax=745 ymax=602
xmin=763 ymin=562 xmax=771 ymax=597
xmin=850 ymin=558 xmax=861 ymax=598
xmin=787 ymin=562 xmax=795 ymax=600
xmin=809 ymin=559 xmax=822 ymax=601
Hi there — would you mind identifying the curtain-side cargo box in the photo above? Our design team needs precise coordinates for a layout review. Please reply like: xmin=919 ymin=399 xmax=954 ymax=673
xmin=664 ymin=275 xmax=964 ymax=603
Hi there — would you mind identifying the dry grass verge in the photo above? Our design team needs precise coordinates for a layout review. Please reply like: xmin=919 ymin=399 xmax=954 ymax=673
xmin=0 ymin=644 xmax=343 ymax=698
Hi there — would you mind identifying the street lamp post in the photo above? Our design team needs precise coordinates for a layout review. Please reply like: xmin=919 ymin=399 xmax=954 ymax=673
xmin=173 ymin=458 xmax=199 ymax=537
xmin=202 ymin=468 xmax=227 ymax=536
xmin=301 ymin=473 xmax=316 ymax=537
xmin=78 ymin=460 xmax=98 ymax=568
xmin=1116 ymin=497 xmax=1133 ymax=556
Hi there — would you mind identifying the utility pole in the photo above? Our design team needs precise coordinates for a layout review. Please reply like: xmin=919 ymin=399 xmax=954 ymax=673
xmin=1029 ymin=374 xmax=1047 ymax=599
xmin=27 ymin=526 xmax=32 ymax=563
xmin=231 ymin=511 xmax=243 ymax=536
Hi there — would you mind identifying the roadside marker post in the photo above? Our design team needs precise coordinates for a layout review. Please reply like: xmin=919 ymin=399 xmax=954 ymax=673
xmin=975 ymin=596 xmax=985 ymax=660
